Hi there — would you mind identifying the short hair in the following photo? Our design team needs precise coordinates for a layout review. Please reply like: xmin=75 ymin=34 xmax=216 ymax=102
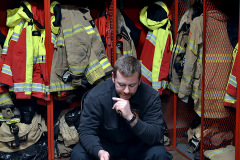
xmin=113 ymin=55 xmax=141 ymax=80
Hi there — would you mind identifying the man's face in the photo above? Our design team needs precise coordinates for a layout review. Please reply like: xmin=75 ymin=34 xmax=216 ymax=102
xmin=112 ymin=70 xmax=141 ymax=100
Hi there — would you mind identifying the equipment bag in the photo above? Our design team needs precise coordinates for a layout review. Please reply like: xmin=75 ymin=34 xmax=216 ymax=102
xmin=0 ymin=113 xmax=47 ymax=152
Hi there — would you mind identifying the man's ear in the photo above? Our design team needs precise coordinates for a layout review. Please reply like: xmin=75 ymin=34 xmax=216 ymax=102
xmin=112 ymin=72 xmax=115 ymax=83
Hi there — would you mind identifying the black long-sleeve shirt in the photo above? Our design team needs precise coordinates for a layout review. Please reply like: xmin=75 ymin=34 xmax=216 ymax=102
xmin=79 ymin=79 xmax=164 ymax=158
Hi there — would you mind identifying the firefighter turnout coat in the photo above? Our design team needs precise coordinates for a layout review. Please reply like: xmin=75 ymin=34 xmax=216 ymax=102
xmin=139 ymin=1 xmax=173 ymax=95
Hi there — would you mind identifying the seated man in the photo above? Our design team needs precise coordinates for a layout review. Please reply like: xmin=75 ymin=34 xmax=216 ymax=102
xmin=71 ymin=55 xmax=172 ymax=160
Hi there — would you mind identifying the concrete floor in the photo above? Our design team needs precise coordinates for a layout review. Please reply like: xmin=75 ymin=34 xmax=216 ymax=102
xmin=169 ymin=150 xmax=189 ymax=160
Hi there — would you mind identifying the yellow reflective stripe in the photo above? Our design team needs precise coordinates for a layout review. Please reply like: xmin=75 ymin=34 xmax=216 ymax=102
xmin=63 ymin=24 xmax=85 ymax=38
xmin=123 ymin=50 xmax=133 ymax=56
xmin=0 ymin=93 xmax=12 ymax=105
xmin=152 ymin=26 xmax=169 ymax=90
xmin=140 ymin=61 xmax=152 ymax=82
xmin=146 ymin=32 xmax=156 ymax=45
xmin=229 ymin=74 xmax=237 ymax=87
xmin=96 ymin=33 xmax=102 ymax=41
xmin=56 ymin=37 xmax=65 ymax=46
xmin=2 ymin=27 xmax=14 ymax=54
xmin=168 ymin=82 xmax=179 ymax=93
xmin=85 ymin=59 xmax=104 ymax=84
xmin=85 ymin=26 xmax=95 ymax=35
xmin=182 ymin=72 xmax=192 ymax=84
xmin=1 ymin=64 xmax=12 ymax=76
xmin=207 ymin=146 xmax=235 ymax=158
xmin=224 ymin=93 xmax=236 ymax=104
xmin=187 ymin=39 xmax=198 ymax=55
xmin=99 ymin=58 xmax=111 ymax=70
xmin=232 ymin=43 xmax=238 ymax=59
xmin=25 ymin=25 xmax=33 ymax=95
xmin=69 ymin=64 xmax=88 ymax=75
xmin=192 ymin=87 xmax=201 ymax=99
xmin=152 ymin=80 xmax=168 ymax=90
xmin=172 ymin=44 xmax=185 ymax=54
xmin=49 ymin=82 xmax=75 ymax=92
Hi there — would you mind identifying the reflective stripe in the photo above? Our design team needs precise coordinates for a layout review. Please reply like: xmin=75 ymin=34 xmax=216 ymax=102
xmin=123 ymin=50 xmax=133 ymax=56
xmin=63 ymin=24 xmax=85 ymax=38
xmin=140 ymin=62 xmax=152 ymax=82
xmin=172 ymin=44 xmax=185 ymax=54
xmin=204 ymin=93 xmax=225 ymax=97
xmin=33 ymin=55 xmax=46 ymax=64
xmin=51 ymin=34 xmax=56 ymax=45
xmin=1 ymin=46 xmax=8 ymax=54
xmin=146 ymin=32 xmax=156 ymax=45
xmin=169 ymin=82 xmax=179 ymax=93
xmin=152 ymin=80 xmax=168 ymax=90
xmin=192 ymin=88 xmax=201 ymax=98
xmin=206 ymin=146 xmax=235 ymax=158
xmin=56 ymin=38 xmax=65 ymax=46
xmin=96 ymin=33 xmax=101 ymax=41
xmin=182 ymin=73 xmax=192 ymax=84
xmin=1 ymin=64 xmax=12 ymax=76
xmin=100 ymin=58 xmax=111 ymax=70
xmin=85 ymin=26 xmax=95 ymax=34
xmin=32 ymin=83 xmax=50 ymax=94
xmin=224 ymin=93 xmax=236 ymax=104
xmin=0 ymin=93 xmax=12 ymax=104
xmin=197 ymin=52 xmax=203 ymax=63
xmin=50 ymin=82 xmax=75 ymax=92
xmin=69 ymin=65 xmax=87 ymax=74
xmin=229 ymin=74 xmax=237 ymax=87
xmin=155 ymin=1 xmax=163 ymax=6
xmin=187 ymin=39 xmax=198 ymax=55
xmin=85 ymin=59 xmax=101 ymax=75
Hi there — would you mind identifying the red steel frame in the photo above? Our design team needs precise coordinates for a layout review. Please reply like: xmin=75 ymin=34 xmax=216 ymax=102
xmin=173 ymin=0 xmax=178 ymax=149
xmin=236 ymin=1 xmax=240 ymax=159
xmin=200 ymin=0 xmax=206 ymax=159
xmin=44 ymin=0 xmax=54 ymax=159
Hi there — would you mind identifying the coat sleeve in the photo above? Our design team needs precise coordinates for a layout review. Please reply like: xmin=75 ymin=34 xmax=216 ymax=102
xmin=131 ymin=93 xmax=165 ymax=145
xmin=78 ymin=94 xmax=103 ymax=159
xmin=178 ymin=17 xmax=202 ymax=101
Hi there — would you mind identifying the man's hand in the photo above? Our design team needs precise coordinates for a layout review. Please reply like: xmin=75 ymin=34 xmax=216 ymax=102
xmin=112 ymin=97 xmax=133 ymax=121
xmin=98 ymin=150 xmax=110 ymax=160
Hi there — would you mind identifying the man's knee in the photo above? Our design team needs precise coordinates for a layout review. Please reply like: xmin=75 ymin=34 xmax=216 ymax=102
xmin=145 ymin=145 xmax=172 ymax=160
